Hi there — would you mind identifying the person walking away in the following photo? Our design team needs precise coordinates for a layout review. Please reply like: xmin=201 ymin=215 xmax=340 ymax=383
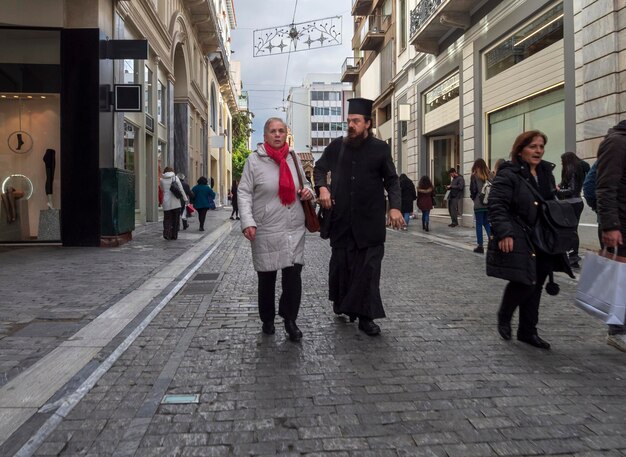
xmin=159 ymin=167 xmax=187 ymax=240
xmin=238 ymin=118 xmax=314 ymax=342
xmin=469 ymin=159 xmax=492 ymax=253
xmin=191 ymin=177 xmax=216 ymax=231
xmin=314 ymin=98 xmax=404 ymax=336
xmin=177 ymin=173 xmax=194 ymax=230
xmin=399 ymin=174 xmax=417 ymax=230
xmin=416 ymin=175 xmax=435 ymax=231
xmin=229 ymin=180 xmax=239 ymax=220
xmin=556 ymin=152 xmax=586 ymax=268
xmin=488 ymin=130 xmax=573 ymax=350
xmin=446 ymin=168 xmax=465 ymax=227
xmin=595 ymin=120 xmax=626 ymax=351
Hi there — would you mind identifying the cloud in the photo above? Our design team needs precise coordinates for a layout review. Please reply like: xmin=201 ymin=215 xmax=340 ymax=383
xmin=231 ymin=0 xmax=352 ymax=145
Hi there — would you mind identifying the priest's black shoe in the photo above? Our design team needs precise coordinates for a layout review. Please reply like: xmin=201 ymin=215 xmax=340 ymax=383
xmin=358 ymin=318 xmax=380 ymax=336
xmin=497 ymin=322 xmax=512 ymax=340
xmin=284 ymin=320 xmax=302 ymax=342
xmin=261 ymin=322 xmax=275 ymax=335
xmin=517 ymin=334 xmax=550 ymax=350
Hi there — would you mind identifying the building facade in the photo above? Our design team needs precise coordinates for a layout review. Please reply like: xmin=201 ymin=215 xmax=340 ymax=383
xmin=286 ymin=74 xmax=353 ymax=163
xmin=344 ymin=0 xmax=625 ymax=248
xmin=0 ymin=0 xmax=238 ymax=246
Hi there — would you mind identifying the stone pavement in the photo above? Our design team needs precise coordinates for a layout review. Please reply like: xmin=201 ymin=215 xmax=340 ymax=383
xmin=3 ymin=216 xmax=626 ymax=456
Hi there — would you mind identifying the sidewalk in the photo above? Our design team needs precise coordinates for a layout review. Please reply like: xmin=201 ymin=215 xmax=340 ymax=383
xmin=2 ymin=212 xmax=625 ymax=456
xmin=0 ymin=209 xmax=237 ymax=452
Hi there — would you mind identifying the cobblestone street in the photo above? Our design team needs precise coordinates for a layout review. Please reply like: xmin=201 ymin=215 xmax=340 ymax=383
xmin=7 ymin=222 xmax=624 ymax=457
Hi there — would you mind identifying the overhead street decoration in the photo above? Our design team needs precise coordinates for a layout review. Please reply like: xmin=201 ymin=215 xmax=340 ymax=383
xmin=253 ymin=16 xmax=342 ymax=57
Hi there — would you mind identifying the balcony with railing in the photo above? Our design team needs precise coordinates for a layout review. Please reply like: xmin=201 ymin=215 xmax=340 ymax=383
xmin=341 ymin=57 xmax=362 ymax=83
xmin=409 ymin=0 xmax=476 ymax=54
xmin=353 ymin=14 xmax=391 ymax=51
xmin=352 ymin=0 xmax=374 ymax=16
xmin=182 ymin=0 xmax=221 ymax=54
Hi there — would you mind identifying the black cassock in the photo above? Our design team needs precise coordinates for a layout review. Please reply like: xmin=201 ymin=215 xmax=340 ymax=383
xmin=314 ymin=135 xmax=401 ymax=319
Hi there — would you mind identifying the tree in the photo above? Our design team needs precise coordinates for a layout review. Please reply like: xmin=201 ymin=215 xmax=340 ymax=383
xmin=232 ymin=111 xmax=253 ymax=179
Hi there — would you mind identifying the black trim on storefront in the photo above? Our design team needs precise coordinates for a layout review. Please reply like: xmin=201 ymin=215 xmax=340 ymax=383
xmin=61 ymin=28 xmax=101 ymax=246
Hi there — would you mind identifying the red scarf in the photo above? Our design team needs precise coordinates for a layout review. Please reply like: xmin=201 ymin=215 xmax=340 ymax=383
xmin=264 ymin=141 xmax=295 ymax=205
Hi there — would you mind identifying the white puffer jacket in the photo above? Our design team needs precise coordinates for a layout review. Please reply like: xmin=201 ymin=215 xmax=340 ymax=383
xmin=238 ymin=146 xmax=313 ymax=272
xmin=160 ymin=171 xmax=186 ymax=211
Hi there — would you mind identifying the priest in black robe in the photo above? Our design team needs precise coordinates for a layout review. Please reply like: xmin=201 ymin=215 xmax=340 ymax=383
xmin=314 ymin=98 xmax=404 ymax=336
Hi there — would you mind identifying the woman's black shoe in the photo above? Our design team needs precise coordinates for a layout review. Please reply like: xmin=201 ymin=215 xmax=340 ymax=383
xmin=284 ymin=320 xmax=302 ymax=341
xmin=517 ymin=334 xmax=550 ymax=350
xmin=262 ymin=322 xmax=275 ymax=335
xmin=473 ymin=246 xmax=484 ymax=254
xmin=498 ymin=322 xmax=512 ymax=340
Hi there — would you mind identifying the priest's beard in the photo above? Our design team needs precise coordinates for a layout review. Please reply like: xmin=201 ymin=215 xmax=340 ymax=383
xmin=344 ymin=130 xmax=368 ymax=148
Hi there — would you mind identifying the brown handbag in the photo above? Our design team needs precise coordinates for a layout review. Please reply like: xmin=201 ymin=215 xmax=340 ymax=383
xmin=290 ymin=151 xmax=320 ymax=233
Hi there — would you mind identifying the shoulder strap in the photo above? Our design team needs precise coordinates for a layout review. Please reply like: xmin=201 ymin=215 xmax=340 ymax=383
xmin=289 ymin=150 xmax=305 ymax=190
xmin=518 ymin=175 xmax=546 ymax=203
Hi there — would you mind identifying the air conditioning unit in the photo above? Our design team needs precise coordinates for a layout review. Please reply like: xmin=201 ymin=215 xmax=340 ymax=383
xmin=145 ymin=114 xmax=154 ymax=132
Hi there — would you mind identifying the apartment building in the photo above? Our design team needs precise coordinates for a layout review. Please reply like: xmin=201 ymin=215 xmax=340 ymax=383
xmin=343 ymin=0 xmax=625 ymax=247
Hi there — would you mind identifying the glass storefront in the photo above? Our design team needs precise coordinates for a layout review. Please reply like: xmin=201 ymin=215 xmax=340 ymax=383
xmin=0 ymin=29 xmax=61 ymax=242
xmin=488 ymin=86 xmax=565 ymax=176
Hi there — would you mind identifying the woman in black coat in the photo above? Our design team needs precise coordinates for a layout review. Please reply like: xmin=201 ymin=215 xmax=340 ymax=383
xmin=556 ymin=151 xmax=586 ymax=267
xmin=487 ymin=130 xmax=573 ymax=350
xmin=399 ymin=174 xmax=417 ymax=230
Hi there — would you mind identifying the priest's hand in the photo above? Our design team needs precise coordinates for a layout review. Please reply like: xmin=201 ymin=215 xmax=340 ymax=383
xmin=318 ymin=186 xmax=332 ymax=209
xmin=387 ymin=209 xmax=405 ymax=230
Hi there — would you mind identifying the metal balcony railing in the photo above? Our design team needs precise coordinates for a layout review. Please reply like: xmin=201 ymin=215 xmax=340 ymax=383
xmin=409 ymin=0 xmax=443 ymax=38
xmin=341 ymin=56 xmax=362 ymax=74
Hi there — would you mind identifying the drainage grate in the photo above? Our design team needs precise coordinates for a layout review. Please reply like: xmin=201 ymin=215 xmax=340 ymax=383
xmin=161 ymin=394 xmax=200 ymax=404
xmin=180 ymin=282 xmax=216 ymax=295
xmin=193 ymin=273 xmax=220 ymax=281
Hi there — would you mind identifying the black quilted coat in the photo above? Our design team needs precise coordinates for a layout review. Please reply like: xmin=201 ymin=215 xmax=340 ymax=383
xmin=486 ymin=160 xmax=573 ymax=285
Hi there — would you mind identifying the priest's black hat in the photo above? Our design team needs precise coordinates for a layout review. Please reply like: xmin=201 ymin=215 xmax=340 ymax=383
xmin=347 ymin=97 xmax=373 ymax=116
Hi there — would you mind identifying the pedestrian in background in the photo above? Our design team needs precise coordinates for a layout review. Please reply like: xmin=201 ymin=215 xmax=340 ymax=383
xmin=159 ymin=166 xmax=187 ymax=240
xmin=556 ymin=151 xmax=586 ymax=268
xmin=446 ymin=168 xmax=464 ymax=227
xmin=191 ymin=177 xmax=216 ymax=232
xmin=177 ymin=173 xmax=194 ymax=230
xmin=469 ymin=158 xmax=492 ymax=253
xmin=488 ymin=130 xmax=573 ymax=350
xmin=238 ymin=118 xmax=314 ymax=342
xmin=596 ymin=120 xmax=626 ymax=351
xmin=314 ymin=98 xmax=404 ymax=336
xmin=399 ymin=173 xmax=417 ymax=230
xmin=229 ymin=179 xmax=239 ymax=220
xmin=416 ymin=175 xmax=435 ymax=232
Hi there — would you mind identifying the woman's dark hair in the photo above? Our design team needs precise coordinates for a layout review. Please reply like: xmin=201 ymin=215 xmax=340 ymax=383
xmin=197 ymin=176 xmax=208 ymax=185
xmin=163 ymin=166 xmax=174 ymax=173
xmin=417 ymin=175 xmax=433 ymax=189
xmin=561 ymin=151 xmax=580 ymax=182
xmin=510 ymin=130 xmax=548 ymax=163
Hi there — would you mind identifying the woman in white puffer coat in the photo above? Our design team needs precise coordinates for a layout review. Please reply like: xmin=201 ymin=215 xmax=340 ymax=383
xmin=159 ymin=166 xmax=187 ymax=240
xmin=238 ymin=118 xmax=314 ymax=342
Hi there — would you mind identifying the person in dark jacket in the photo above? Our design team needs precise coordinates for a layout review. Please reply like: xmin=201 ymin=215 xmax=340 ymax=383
xmin=191 ymin=177 xmax=216 ymax=231
xmin=487 ymin=130 xmax=574 ymax=350
xmin=399 ymin=174 xmax=417 ymax=230
xmin=314 ymin=98 xmax=404 ymax=336
xmin=446 ymin=168 xmax=465 ymax=227
xmin=416 ymin=175 xmax=435 ymax=231
xmin=469 ymin=158 xmax=492 ymax=253
xmin=596 ymin=121 xmax=626 ymax=351
xmin=229 ymin=180 xmax=239 ymax=220
xmin=177 ymin=173 xmax=194 ymax=230
xmin=556 ymin=152 xmax=587 ymax=267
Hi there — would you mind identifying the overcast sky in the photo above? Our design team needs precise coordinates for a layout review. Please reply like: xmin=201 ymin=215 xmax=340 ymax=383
xmin=230 ymin=0 xmax=353 ymax=146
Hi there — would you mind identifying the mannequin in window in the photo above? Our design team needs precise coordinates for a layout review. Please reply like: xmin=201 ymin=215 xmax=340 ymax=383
xmin=43 ymin=149 xmax=56 ymax=209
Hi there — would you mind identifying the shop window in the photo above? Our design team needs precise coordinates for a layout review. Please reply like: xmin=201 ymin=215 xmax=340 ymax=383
xmin=424 ymin=72 xmax=459 ymax=114
xmin=144 ymin=66 xmax=153 ymax=115
xmin=157 ymin=81 xmax=166 ymax=124
xmin=485 ymin=2 xmax=563 ymax=80
xmin=123 ymin=121 xmax=137 ymax=172
xmin=488 ymin=87 xmax=564 ymax=175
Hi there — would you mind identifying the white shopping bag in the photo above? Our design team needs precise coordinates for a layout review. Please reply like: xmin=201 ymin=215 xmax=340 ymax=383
xmin=574 ymin=251 xmax=626 ymax=325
